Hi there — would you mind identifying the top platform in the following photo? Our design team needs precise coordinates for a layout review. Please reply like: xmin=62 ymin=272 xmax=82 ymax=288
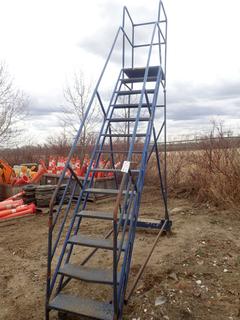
xmin=123 ymin=66 xmax=161 ymax=78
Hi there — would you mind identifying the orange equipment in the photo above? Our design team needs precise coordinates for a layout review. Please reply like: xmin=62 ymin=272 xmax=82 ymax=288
xmin=96 ymin=155 xmax=106 ymax=178
xmin=75 ymin=158 xmax=81 ymax=176
xmin=48 ymin=156 xmax=57 ymax=174
xmin=29 ymin=160 xmax=47 ymax=183
xmin=79 ymin=157 xmax=88 ymax=177
xmin=0 ymin=159 xmax=15 ymax=184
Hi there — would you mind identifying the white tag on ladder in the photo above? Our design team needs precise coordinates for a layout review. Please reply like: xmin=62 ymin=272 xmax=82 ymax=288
xmin=121 ymin=161 xmax=130 ymax=173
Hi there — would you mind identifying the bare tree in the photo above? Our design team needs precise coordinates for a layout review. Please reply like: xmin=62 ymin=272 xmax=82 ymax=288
xmin=60 ymin=72 xmax=99 ymax=159
xmin=0 ymin=63 xmax=28 ymax=147
xmin=46 ymin=127 xmax=71 ymax=156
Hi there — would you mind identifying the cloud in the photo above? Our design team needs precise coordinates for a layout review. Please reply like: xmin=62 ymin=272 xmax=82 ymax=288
xmin=29 ymin=105 xmax=61 ymax=117
xmin=166 ymin=79 xmax=240 ymax=123
xmin=208 ymin=81 xmax=240 ymax=100
xmin=168 ymin=104 xmax=227 ymax=121
xmin=78 ymin=26 xmax=127 ymax=66
xmin=168 ymin=78 xmax=240 ymax=103
xmin=78 ymin=1 xmax=123 ymax=61
xmin=28 ymin=96 xmax=63 ymax=117
xmin=77 ymin=1 xmax=157 ymax=65
xmin=154 ymin=93 xmax=240 ymax=139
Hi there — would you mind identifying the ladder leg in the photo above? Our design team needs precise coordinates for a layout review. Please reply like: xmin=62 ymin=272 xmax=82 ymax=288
xmin=153 ymin=127 xmax=169 ymax=220
xmin=145 ymin=91 xmax=169 ymax=219
xmin=45 ymin=307 xmax=50 ymax=320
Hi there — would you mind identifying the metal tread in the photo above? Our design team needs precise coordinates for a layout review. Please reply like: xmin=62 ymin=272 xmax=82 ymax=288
xmin=49 ymin=293 xmax=113 ymax=320
xmin=77 ymin=210 xmax=114 ymax=220
xmin=84 ymin=188 xmax=132 ymax=195
xmin=58 ymin=263 xmax=120 ymax=285
xmin=96 ymin=150 xmax=143 ymax=154
xmin=116 ymin=89 xmax=155 ymax=96
xmin=68 ymin=234 xmax=126 ymax=250
xmin=123 ymin=66 xmax=160 ymax=78
xmin=112 ymin=103 xmax=164 ymax=109
xmin=90 ymin=168 xmax=139 ymax=173
xmin=121 ymin=76 xmax=157 ymax=83
xmin=107 ymin=117 xmax=149 ymax=122
xmin=102 ymin=133 xmax=146 ymax=137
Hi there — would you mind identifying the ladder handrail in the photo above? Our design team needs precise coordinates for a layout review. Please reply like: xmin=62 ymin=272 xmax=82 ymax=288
xmin=46 ymin=25 xmax=135 ymax=304
xmin=122 ymin=6 xmax=134 ymax=69
xmin=47 ymin=71 xmax=123 ymax=298
xmin=123 ymin=6 xmax=134 ymax=26
xmin=48 ymin=1 xmax=167 ymax=222
xmin=112 ymin=19 xmax=165 ymax=315
xmin=126 ymin=21 xmax=160 ymax=163
xmin=48 ymin=26 xmax=134 ymax=218
xmin=116 ymin=67 xmax=164 ymax=316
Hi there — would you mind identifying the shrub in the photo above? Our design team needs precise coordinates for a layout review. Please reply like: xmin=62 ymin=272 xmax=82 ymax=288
xmin=146 ymin=124 xmax=240 ymax=208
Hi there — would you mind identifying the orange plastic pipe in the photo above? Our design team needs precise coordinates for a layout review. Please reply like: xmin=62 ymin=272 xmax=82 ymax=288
xmin=0 ymin=199 xmax=23 ymax=211
xmin=0 ymin=200 xmax=13 ymax=206
xmin=0 ymin=203 xmax=36 ymax=219
xmin=0 ymin=207 xmax=35 ymax=220
xmin=0 ymin=204 xmax=28 ymax=218
xmin=2 ymin=191 xmax=25 ymax=202
xmin=14 ymin=175 xmax=29 ymax=186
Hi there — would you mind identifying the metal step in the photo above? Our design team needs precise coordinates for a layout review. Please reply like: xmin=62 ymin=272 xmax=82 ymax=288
xmin=49 ymin=293 xmax=113 ymax=320
xmin=116 ymin=89 xmax=155 ymax=96
xmin=107 ymin=117 xmax=149 ymax=122
xmin=84 ymin=188 xmax=132 ymax=195
xmin=121 ymin=76 xmax=157 ymax=84
xmin=68 ymin=235 xmax=126 ymax=251
xmin=96 ymin=150 xmax=143 ymax=154
xmin=102 ymin=133 xmax=146 ymax=138
xmin=77 ymin=210 xmax=113 ymax=220
xmin=123 ymin=66 xmax=160 ymax=78
xmin=113 ymin=103 xmax=164 ymax=109
xmin=59 ymin=263 xmax=120 ymax=285
xmin=90 ymin=168 xmax=139 ymax=173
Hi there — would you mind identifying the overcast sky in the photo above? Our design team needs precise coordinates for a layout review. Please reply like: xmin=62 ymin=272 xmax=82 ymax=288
xmin=0 ymin=0 xmax=240 ymax=143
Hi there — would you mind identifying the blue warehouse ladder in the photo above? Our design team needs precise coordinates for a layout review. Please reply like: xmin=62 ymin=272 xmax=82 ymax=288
xmin=46 ymin=1 xmax=171 ymax=319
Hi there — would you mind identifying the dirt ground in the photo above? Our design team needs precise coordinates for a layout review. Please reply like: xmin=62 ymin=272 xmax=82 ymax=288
xmin=0 ymin=186 xmax=240 ymax=320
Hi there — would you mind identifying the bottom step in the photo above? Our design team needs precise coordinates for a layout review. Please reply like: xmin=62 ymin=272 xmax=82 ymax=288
xmin=49 ymin=293 xmax=114 ymax=320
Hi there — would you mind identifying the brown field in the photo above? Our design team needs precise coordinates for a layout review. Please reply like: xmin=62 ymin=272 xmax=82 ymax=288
xmin=0 ymin=186 xmax=240 ymax=320
xmin=147 ymin=139 xmax=240 ymax=208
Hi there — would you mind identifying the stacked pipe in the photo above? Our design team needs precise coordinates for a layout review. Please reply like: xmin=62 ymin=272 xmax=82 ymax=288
xmin=0 ymin=196 xmax=36 ymax=221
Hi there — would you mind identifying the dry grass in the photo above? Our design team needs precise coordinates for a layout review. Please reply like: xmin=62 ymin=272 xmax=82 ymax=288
xmin=146 ymin=134 xmax=240 ymax=208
